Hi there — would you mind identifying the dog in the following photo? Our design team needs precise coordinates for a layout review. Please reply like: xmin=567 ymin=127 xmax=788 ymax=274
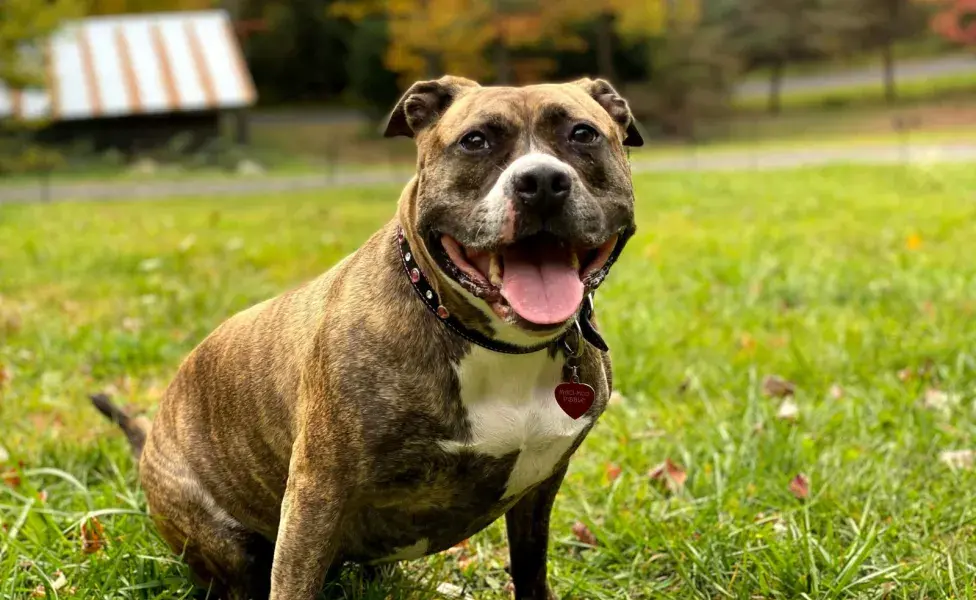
xmin=92 ymin=75 xmax=642 ymax=600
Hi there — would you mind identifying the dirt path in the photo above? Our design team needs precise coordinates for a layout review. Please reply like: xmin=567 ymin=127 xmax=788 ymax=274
xmin=2 ymin=142 xmax=975 ymax=205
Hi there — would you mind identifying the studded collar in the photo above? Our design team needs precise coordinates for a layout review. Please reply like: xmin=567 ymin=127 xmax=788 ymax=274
xmin=395 ymin=226 xmax=610 ymax=355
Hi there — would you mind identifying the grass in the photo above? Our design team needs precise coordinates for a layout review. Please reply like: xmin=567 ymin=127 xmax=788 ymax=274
xmin=3 ymin=164 xmax=976 ymax=598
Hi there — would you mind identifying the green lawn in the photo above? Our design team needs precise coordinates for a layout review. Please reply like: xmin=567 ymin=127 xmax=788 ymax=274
xmin=3 ymin=165 xmax=976 ymax=599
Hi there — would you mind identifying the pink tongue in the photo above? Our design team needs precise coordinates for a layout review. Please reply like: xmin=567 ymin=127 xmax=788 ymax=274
xmin=500 ymin=241 xmax=583 ymax=325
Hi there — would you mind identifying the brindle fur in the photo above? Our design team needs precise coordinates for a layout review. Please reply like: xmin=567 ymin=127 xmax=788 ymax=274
xmin=94 ymin=76 xmax=641 ymax=600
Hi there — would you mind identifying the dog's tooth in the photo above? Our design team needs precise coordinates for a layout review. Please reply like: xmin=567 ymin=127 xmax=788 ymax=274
xmin=489 ymin=254 xmax=502 ymax=287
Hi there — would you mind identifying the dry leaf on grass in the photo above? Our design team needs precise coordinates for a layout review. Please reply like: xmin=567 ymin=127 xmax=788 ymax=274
xmin=648 ymin=458 xmax=687 ymax=493
xmin=762 ymin=375 xmax=795 ymax=398
xmin=608 ymin=391 xmax=626 ymax=405
xmin=789 ymin=474 xmax=810 ymax=500
xmin=445 ymin=539 xmax=468 ymax=556
xmin=605 ymin=463 xmax=622 ymax=483
xmin=922 ymin=388 xmax=958 ymax=413
xmin=571 ymin=521 xmax=597 ymax=546
xmin=829 ymin=384 xmax=844 ymax=400
xmin=435 ymin=582 xmax=472 ymax=599
xmin=2 ymin=466 xmax=21 ymax=488
xmin=81 ymin=517 xmax=106 ymax=554
xmin=776 ymin=399 xmax=799 ymax=422
xmin=939 ymin=450 xmax=975 ymax=470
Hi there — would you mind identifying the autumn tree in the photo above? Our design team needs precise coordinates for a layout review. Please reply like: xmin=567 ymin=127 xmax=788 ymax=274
xmin=0 ymin=0 xmax=82 ymax=174
xmin=852 ymin=0 xmax=933 ymax=102
xmin=928 ymin=0 xmax=976 ymax=45
xmin=86 ymin=0 xmax=213 ymax=15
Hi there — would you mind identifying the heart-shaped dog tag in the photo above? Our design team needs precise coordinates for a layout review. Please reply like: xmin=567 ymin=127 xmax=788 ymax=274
xmin=555 ymin=382 xmax=595 ymax=419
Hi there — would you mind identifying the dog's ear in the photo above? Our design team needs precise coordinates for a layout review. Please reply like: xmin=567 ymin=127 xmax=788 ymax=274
xmin=384 ymin=76 xmax=481 ymax=139
xmin=572 ymin=78 xmax=644 ymax=147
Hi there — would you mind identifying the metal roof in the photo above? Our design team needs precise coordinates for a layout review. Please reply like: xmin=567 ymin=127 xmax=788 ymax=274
xmin=0 ymin=10 xmax=257 ymax=122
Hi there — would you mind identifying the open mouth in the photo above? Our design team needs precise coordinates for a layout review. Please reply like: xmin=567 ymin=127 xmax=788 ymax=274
xmin=437 ymin=232 xmax=619 ymax=327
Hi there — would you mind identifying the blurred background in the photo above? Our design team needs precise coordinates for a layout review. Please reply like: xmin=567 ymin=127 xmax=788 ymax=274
xmin=0 ymin=0 xmax=974 ymax=199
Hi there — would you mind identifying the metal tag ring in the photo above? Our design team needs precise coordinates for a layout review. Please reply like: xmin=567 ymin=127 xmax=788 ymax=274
xmin=561 ymin=320 xmax=585 ymax=359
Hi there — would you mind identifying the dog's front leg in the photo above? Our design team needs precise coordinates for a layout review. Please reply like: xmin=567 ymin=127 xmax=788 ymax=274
xmin=269 ymin=434 xmax=349 ymax=600
xmin=505 ymin=465 xmax=568 ymax=600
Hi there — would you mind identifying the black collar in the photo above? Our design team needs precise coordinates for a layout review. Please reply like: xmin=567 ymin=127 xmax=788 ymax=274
xmin=396 ymin=226 xmax=611 ymax=355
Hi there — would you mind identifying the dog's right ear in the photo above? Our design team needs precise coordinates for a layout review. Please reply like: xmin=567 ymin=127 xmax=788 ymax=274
xmin=384 ymin=76 xmax=480 ymax=139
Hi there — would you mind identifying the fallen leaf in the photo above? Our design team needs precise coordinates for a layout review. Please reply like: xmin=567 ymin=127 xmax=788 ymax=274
xmin=648 ymin=458 xmax=687 ymax=493
xmin=922 ymin=388 xmax=959 ymax=415
xmin=939 ymin=450 xmax=975 ymax=470
xmin=829 ymin=384 xmax=844 ymax=400
xmin=605 ymin=463 xmax=622 ymax=482
xmin=81 ymin=517 xmax=106 ymax=554
xmin=435 ymin=582 xmax=471 ymax=599
xmin=0 ymin=445 xmax=8 ymax=463
xmin=752 ymin=421 xmax=765 ymax=434
xmin=503 ymin=581 xmax=515 ymax=593
xmin=776 ymin=398 xmax=799 ymax=422
xmin=0 ymin=363 xmax=9 ymax=387
xmin=445 ymin=539 xmax=468 ymax=556
xmin=457 ymin=555 xmax=478 ymax=572
xmin=608 ymin=391 xmax=626 ymax=405
xmin=897 ymin=367 xmax=915 ymax=382
xmin=31 ymin=585 xmax=46 ymax=598
xmin=788 ymin=474 xmax=810 ymax=500
xmin=122 ymin=317 xmax=143 ymax=333
xmin=738 ymin=333 xmax=757 ymax=352
xmin=37 ymin=490 xmax=48 ymax=503
xmin=2 ymin=468 xmax=21 ymax=488
xmin=906 ymin=233 xmax=923 ymax=251
xmin=17 ymin=560 xmax=33 ymax=570
xmin=762 ymin=375 xmax=795 ymax=398
xmin=571 ymin=521 xmax=597 ymax=546
xmin=51 ymin=571 xmax=67 ymax=591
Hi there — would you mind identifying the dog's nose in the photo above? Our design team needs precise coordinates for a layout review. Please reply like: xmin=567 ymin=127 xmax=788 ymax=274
xmin=513 ymin=165 xmax=572 ymax=211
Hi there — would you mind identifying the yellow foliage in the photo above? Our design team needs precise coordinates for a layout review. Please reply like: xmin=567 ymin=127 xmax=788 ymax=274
xmin=87 ymin=0 xmax=214 ymax=16
xmin=330 ymin=0 xmax=702 ymax=87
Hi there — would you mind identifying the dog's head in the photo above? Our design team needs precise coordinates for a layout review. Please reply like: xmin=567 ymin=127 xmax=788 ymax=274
xmin=388 ymin=75 xmax=641 ymax=343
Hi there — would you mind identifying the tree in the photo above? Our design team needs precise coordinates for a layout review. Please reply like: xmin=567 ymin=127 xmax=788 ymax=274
xmin=928 ymin=0 xmax=976 ymax=45
xmin=0 ymin=0 xmax=81 ymax=174
xmin=86 ymin=0 xmax=213 ymax=14
xmin=853 ymin=0 xmax=933 ymax=103
xmin=723 ymin=0 xmax=857 ymax=114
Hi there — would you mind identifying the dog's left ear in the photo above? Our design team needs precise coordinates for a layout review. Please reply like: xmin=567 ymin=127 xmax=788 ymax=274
xmin=384 ymin=76 xmax=481 ymax=139
xmin=573 ymin=78 xmax=644 ymax=147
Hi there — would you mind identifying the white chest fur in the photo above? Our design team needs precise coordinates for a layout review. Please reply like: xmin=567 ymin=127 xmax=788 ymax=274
xmin=439 ymin=346 xmax=593 ymax=499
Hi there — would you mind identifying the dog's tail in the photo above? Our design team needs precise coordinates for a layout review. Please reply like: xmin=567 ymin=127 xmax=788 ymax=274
xmin=89 ymin=393 xmax=151 ymax=460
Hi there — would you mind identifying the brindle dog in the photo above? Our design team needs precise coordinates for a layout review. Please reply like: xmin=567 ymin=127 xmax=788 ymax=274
xmin=92 ymin=75 xmax=643 ymax=600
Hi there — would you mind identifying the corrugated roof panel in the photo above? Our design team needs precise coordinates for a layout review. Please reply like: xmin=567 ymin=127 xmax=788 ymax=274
xmin=52 ymin=31 xmax=92 ymax=120
xmin=122 ymin=20 xmax=169 ymax=113
xmin=0 ymin=10 xmax=256 ymax=122
xmin=158 ymin=19 xmax=208 ymax=111
xmin=87 ymin=20 xmax=131 ymax=117
xmin=195 ymin=15 xmax=249 ymax=107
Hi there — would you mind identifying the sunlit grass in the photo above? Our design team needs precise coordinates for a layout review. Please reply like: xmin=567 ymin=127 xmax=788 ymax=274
xmin=3 ymin=165 xmax=976 ymax=598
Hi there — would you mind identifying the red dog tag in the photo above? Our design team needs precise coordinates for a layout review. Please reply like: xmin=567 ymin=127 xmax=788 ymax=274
xmin=555 ymin=382 xmax=595 ymax=419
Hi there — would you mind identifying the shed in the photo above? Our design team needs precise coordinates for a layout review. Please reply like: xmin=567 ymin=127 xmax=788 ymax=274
xmin=0 ymin=10 xmax=257 ymax=154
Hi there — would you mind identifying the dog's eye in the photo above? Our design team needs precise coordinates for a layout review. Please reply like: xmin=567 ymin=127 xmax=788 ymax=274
xmin=569 ymin=124 xmax=599 ymax=145
xmin=459 ymin=131 xmax=490 ymax=153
